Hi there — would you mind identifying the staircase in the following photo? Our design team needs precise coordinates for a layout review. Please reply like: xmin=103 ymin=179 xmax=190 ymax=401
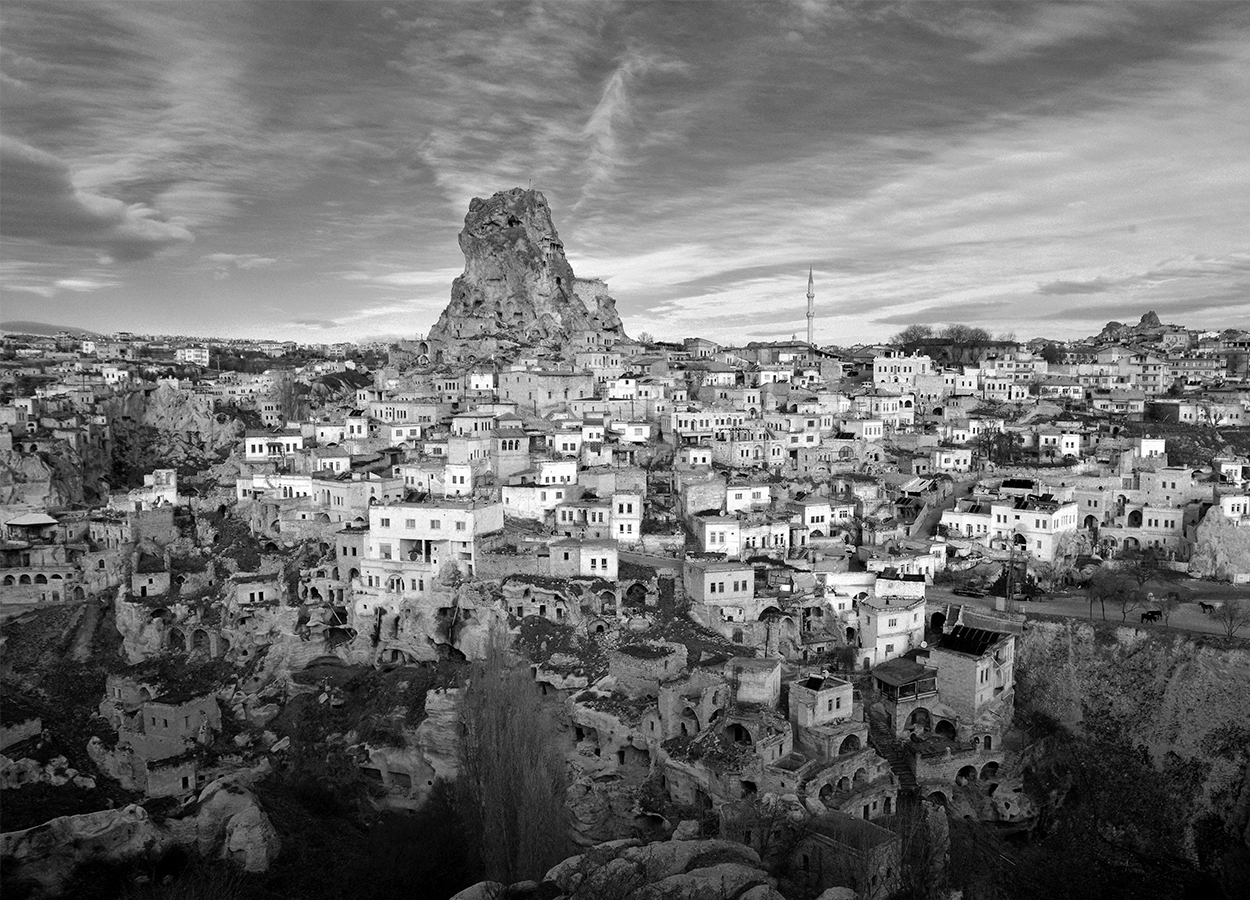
xmin=868 ymin=713 xmax=918 ymax=794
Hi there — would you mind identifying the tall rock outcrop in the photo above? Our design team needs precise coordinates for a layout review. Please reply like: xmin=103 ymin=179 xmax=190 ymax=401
xmin=427 ymin=188 xmax=624 ymax=361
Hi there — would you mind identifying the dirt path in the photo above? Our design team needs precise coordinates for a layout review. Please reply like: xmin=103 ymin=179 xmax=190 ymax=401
xmin=926 ymin=584 xmax=1248 ymax=638
xmin=68 ymin=597 xmax=104 ymax=662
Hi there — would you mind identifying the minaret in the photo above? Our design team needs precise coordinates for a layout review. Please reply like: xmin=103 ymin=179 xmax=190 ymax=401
xmin=806 ymin=268 xmax=815 ymax=345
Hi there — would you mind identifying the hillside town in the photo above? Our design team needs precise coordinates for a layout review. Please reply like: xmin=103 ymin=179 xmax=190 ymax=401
xmin=3 ymin=190 xmax=1250 ymax=900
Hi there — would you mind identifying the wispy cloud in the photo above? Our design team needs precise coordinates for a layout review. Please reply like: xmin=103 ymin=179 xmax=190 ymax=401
xmin=1 ymin=1 xmax=1246 ymax=342
xmin=0 ymin=136 xmax=193 ymax=260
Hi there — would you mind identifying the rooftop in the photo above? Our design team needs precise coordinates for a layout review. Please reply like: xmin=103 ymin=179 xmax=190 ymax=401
xmin=936 ymin=624 xmax=1009 ymax=657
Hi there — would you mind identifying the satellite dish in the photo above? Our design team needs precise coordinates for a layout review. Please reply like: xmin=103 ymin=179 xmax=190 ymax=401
xmin=920 ymin=641 xmax=928 ymax=649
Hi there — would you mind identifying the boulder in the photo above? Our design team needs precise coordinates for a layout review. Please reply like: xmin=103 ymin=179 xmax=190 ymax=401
xmin=223 ymin=804 xmax=281 ymax=872
xmin=814 ymin=889 xmax=859 ymax=900
xmin=449 ymin=883 xmax=506 ymax=900
xmin=739 ymin=887 xmax=789 ymax=900
xmin=0 ymin=805 xmax=171 ymax=897
xmin=638 ymin=862 xmax=771 ymax=900
xmin=672 ymin=820 xmax=700 ymax=841
xmin=545 ymin=837 xmax=764 ymax=897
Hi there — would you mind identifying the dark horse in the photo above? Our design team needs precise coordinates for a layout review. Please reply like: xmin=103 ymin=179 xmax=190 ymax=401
xmin=1199 ymin=601 xmax=1216 ymax=614
xmin=1141 ymin=610 xmax=1162 ymax=623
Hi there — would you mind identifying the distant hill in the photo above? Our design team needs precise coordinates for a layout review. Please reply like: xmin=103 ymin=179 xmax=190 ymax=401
xmin=0 ymin=320 xmax=100 ymax=337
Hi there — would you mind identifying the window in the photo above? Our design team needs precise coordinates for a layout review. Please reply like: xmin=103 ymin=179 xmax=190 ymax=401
xmin=405 ymin=519 xmax=415 ymax=529
xmin=888 ymin=617 xmax=898 ymax=627
xmin=455 ymin=520 xmax=465 ymax=531
xmin=380 ymin=518 xmax=390 ymax=527
xmin=430 ymin=519 xmax=441 ymax=529
xmin=886 ymin=643 xmax=894 ymax=654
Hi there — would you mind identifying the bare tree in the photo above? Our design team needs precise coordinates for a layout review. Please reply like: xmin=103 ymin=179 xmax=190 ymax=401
xmin=269 ymin=369 xmax=308 ymax=423
xmin=1157 ymin=592 xmax=1181 ymax=627
xmin=938 ymin=324 xmax=991 ymax=343
xmin=1212 ymin=598 xmax=1250 ymax=638
xmin=1086 ymin=568 xmax=1132 ymax=621
xmin=891 ymin=324 xmax=933 ymax=344
xmin=458 ymin=637 xmax=572 ymax=884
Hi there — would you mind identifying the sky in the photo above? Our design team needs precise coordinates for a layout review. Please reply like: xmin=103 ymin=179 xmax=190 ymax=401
xmin=2 ymin=0 xmax=1249 ymax=346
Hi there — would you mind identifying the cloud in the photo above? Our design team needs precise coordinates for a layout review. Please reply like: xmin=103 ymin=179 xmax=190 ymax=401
xmin=0 ymin=136 xmax=193 ymax=260
xmin=54 ymin=277 xmax=119 ymax=292
xmin=913 ymin=2 xmax=1137 ymax=65
xmin=341 ymin=267 xmax=462 ymax=288
xmin=579 ymin=49 xmax=687 ymax=201
xmin=1037 ymin=277 xmax=1116 ymax=295
xmin=203 ymin=253 xmax=277 ymax=278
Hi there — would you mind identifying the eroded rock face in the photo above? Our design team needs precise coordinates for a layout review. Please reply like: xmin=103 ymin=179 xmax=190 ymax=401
xmin=0 ymin=770 xmax=280 ymax=896
xmin=428 ymin=188 xmax=623 ymax=358
xmin=0 ymin=805 xmax=171 ymax=897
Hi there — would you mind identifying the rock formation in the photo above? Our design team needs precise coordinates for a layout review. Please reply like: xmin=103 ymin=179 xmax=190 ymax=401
xmin=0 ymin=774 xmax=279 ymax=897
xmin=427 ymin=188 xmax=624 ymax=361
xmin=452 ymin=835 xmax=786 ymax=900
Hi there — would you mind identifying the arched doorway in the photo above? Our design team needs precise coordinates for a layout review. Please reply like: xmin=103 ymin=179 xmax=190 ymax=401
xmin=930 ymin=611 xmax=946 ymax=632
xmin=981 ymin=761 xmax=1000 ymax=781
xmin=678 ymin=708 xmax=700 ymax=737
xmin=905 ymin=708 xmax=932 ymax=731
xmin=846 ymin=626 xmax=856 ymax=642
xmin=838 ymin=734 xmax=861 ymax=755
xmin=1127 ymin=509 xmax=1143 ymax=527
xmin=957 ymin=765 xmax=978 ymax=784
xmin=1083 ymin=514 xmax=1098 ymax=530
xmin=927 ymin=791 xmax=948 ymax=806
xmin=935 ymin=720 xmax=958 ymax=741
xmin=727 ymin=723 xmax=753 ymax=746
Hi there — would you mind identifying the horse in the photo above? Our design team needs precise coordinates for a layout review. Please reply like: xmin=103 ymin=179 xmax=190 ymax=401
xmin=1199 ymin=601 xmax=1216 ymax=614
xmin=1141 ymin=610 xmax=1161 ymax=623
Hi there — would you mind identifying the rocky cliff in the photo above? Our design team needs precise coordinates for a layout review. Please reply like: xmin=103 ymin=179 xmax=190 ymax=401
xmin=0 ymin=772 xmax=279 ymax=898
xmin=427 ymin=188 xmax=624 ymax=359
xmin=1016 ymin=619 xmax=1250 ymax=854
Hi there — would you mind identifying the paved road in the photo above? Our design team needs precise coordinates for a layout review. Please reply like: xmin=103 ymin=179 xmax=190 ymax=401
xmin=926 ymin=583 xmax=1248 ymax=638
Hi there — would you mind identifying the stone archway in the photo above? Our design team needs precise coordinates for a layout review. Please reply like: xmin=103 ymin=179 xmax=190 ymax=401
xmin=935 ymin=720 xmax=958 ymax=741
xmin=980 ymin=761 xmax=1000 ymax=781
xmin=905 ymin=707 xmax=932 ymax=732
xmin=624 ymin=582 xmax=648 ymax=607
xmin=957 ymin=765 xmax=978 ymax=784
xmin=679 ymin=708 xmax=700 ymax=737
xmin=839 ymin=734 xmax=861 ymax=755
xmin=930 ymin=611 xmax=946 ymax=632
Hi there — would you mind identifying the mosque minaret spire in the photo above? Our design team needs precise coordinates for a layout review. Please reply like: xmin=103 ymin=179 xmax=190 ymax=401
xmin=806 ymin=267 xmax=815 ymax=345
